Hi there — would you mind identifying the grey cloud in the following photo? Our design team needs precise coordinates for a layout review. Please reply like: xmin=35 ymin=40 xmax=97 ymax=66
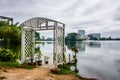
xmin=0 ymin=0 xmax=36 ymax=9
xmin=113 ymin=7 xmax=120 ymax=21
xmin=82 ymin=1 xmax=102 ymax=15
xmin=0 ymin=0 xmax=37 ymax=15
xmin=63 ymin=0 xmax=85 ymax=12
xmin=115 ymin=17 xmax=120 ymax=21
xmin=0 ymin=0 xmax=53 ymax=22
xmin=61 ymin=0 xmax=85 ymax=17
xmin=102 ymin=29 xmax=120 ymax=38
xmin=0 ymin=0 xmax=120 ymax=38
xmin=71 ymin=19 xmax=104 ymax=29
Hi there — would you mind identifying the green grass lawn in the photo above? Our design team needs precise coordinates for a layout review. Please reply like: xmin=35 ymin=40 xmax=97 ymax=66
xmin=0 ymin=62 xmax=20 ymax=68
xmin=0 ymin=62 xmax=35 ymax=69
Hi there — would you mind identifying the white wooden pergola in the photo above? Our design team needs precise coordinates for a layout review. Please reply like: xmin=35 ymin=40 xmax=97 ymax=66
xmin=20 ymin=17 xmax=65 ymax=67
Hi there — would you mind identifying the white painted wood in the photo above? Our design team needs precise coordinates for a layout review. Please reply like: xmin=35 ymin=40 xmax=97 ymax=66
xmin=21 ymin=27 xmax=25 ymax=63
xmin=20 ymin=17 xmax=65 ymax=68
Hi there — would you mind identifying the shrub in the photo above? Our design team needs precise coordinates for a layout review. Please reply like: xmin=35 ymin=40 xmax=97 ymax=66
xmin=0 ymin=48 xmax=17 ymax=61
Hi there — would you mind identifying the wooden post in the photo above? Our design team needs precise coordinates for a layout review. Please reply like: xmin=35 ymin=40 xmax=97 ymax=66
xmin=54 ymin=21 xmax=58 ymax=68
xmin=21 ymin=27 xmax=25 ymax=63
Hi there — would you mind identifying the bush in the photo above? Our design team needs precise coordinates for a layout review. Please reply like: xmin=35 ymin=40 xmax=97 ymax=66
xmin=0 ymin=48 xmax=17 ymax=61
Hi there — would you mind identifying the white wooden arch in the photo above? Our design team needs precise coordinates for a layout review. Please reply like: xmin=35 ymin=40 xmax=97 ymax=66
xmin=20 ymin=17 xmax=65 ymax=67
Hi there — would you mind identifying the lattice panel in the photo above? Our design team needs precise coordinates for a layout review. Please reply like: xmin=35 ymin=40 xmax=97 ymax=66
xmin=54 ymin=26 xmax=64 ymax=65
xmin=24 ymin=30 xmax=33 ymax=60
xmin=57 ymin=29 xmax=64 ymax=63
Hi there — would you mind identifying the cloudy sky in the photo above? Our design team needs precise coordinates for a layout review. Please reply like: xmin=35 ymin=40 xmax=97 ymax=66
xmin=0 ymin=0 xmax=120 ymax=38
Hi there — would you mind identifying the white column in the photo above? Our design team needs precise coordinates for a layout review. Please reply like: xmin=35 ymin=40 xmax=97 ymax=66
xmin=32 ymin=30 xmax=35 ymax=62
xmin=21 ymin=27 xmax=25 ymax=63
xmin=54 ymin=22 xmax=58 ymax=68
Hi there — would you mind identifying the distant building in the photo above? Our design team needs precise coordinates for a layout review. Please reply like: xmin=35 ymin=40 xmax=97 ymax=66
xmin=0 ymin=16 xmax=13 ymax=24
xmin=88 ymin=33 xmax=101 ymax=40
xmin=78 ymin=30 xmax=85 ymax=39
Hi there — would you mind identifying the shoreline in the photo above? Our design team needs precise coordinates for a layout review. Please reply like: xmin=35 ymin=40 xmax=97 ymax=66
xmin=0 ymin=67 xmax=97 ymax=80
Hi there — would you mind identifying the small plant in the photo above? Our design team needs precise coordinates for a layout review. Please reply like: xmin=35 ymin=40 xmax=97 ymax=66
xmin=71 ymin=47 xmax=78 ymax=53
xmin=35 ymin=47 xmax=42 ymax=60
xmin=71 ymin=47 xmax=78 ymax=63
xmin=35 ymin=47 xmax=42 ymax=66
xmin=46 ymin=56 xmax=50 ymax=61
xmin=73 ymin=55 xmax=76 ymax=59
xmin=45 ymin=56 xmax=50 ymax=64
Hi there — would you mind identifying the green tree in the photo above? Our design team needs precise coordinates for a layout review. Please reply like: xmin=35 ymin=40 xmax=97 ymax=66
xmin=65 ymin=33 xmax=81 ymax=41
xmin=35 ymin=32 xmax=40 ymax=40
xmin=0 ymin=21 xmax=9 ymax=27
xmin=0 ymin=21 xmax=21 ymax=44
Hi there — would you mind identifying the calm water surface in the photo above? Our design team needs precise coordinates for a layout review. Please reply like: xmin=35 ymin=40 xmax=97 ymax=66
xmin=1 ymin=41 xmax=120 ymax=80
xmin=39 ymin=41 xmax=120 ymax=80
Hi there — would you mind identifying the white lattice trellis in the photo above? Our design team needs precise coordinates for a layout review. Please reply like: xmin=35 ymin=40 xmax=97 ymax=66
xmin=21 ymin=17 xmax=65 ymax=68
xmin=21 ymin=28 xmax=35 ymax=63
xmin=54 ymin=27 xmax=65 ymax=65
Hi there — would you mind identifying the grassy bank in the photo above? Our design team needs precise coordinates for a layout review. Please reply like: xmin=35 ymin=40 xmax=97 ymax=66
xmin=0 ymin=62 xmax=19 ymax=68
xmin=51 ymin=64 xmax=97 ymax=80
xmin=0 ymin=62 xmax=97 ymax=80
xmin=0 ymin=62 xmax=35 ymax=69
xmin=57 ymin=64 xmax=77 ymax=75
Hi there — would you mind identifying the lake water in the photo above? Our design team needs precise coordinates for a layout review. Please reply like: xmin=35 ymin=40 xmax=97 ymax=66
xmin=70 ymin=41 xmax=120 ymax=80
xmin=1 ymin=41 xmax=120 ymax=80
xmin=37 ymin=41 xmax=120 ymax=80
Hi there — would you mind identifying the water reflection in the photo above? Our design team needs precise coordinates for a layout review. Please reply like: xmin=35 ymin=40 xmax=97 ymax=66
xmin=88 ymin=42 xmax=101 ymax=48
xmin=65 ymin=41 xmax=85 ymax=51
xmin=65 ymin=41 xmax=101 ymax=52
xmin=41 ymin=41 xmax=53 ymax=46
xmin=41 ymin=42 xmax=45 ymax=46
xmin=47 ymin=41 xmax=53 ymax=44
xmin=65 ymin=41 xmax=120 ymax=80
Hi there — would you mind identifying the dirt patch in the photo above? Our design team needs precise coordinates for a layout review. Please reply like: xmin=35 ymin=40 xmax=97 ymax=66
xmin=0 ymin=67 xmax=96 ymax=80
